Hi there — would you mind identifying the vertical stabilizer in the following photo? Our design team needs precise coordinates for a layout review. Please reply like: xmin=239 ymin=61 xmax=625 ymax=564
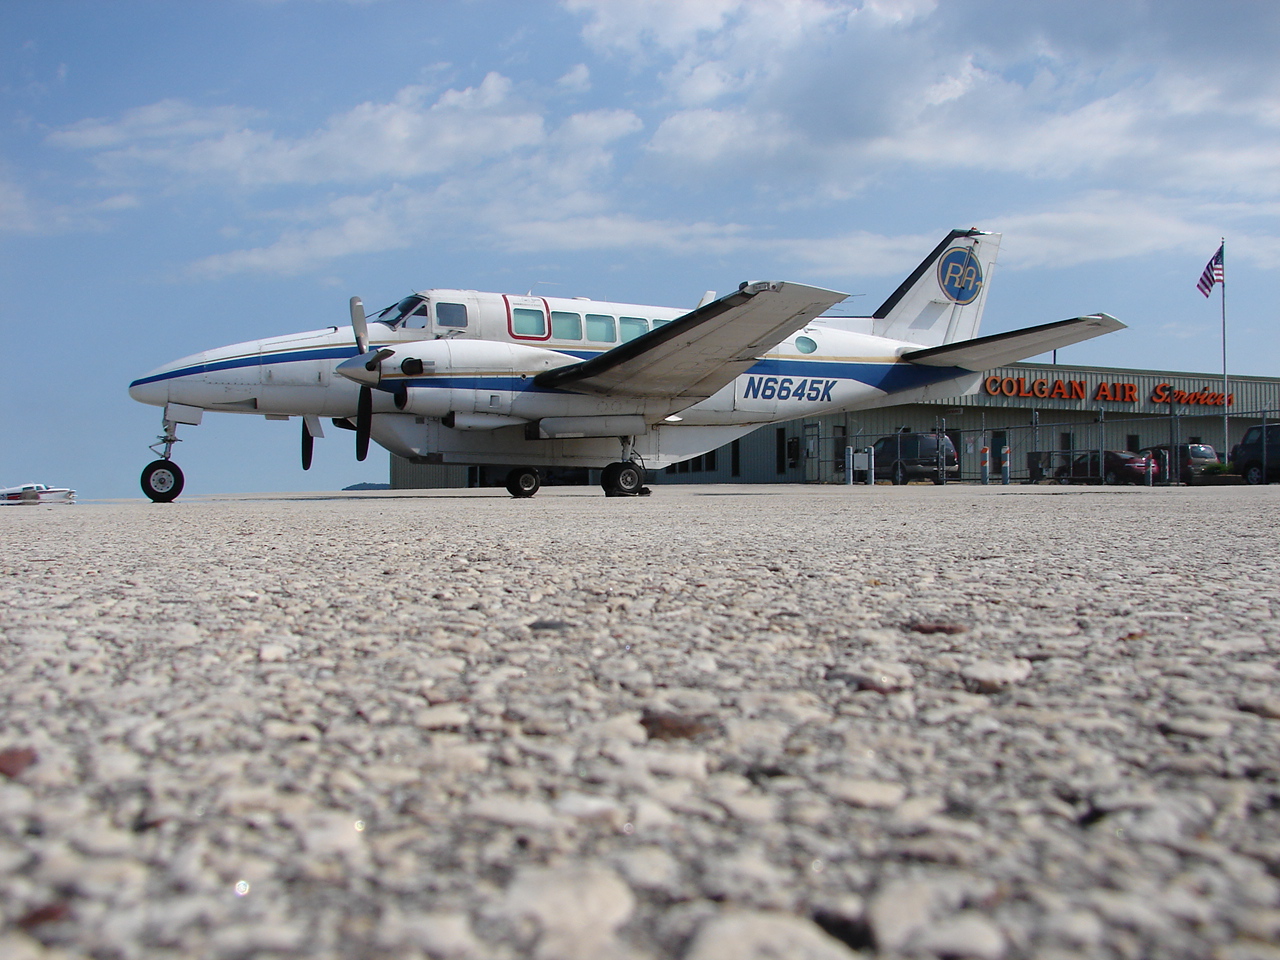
xmin=870 ymin=229 xmax=1001 ymax=347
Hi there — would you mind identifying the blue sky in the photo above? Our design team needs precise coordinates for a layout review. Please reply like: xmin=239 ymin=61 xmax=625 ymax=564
xmin=3 ymin=0 xmax=1277 ymax=498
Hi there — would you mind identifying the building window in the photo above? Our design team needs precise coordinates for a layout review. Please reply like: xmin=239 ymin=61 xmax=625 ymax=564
xmin=731 ymin=439 xmax=741 ymax=477
xmin=1126 ymin=434 xmax=1140 ymax=452
xmin=705 ymin=449 xmax=717 ymax=471
xmin=776 ymin=429 xmax=787 ymax=474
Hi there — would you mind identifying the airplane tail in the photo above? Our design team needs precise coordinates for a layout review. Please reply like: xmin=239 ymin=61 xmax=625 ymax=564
xmin=871 ymin=229 xmax=1001 ymax=347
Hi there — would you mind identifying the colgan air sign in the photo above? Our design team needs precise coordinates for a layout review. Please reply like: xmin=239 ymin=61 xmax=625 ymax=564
xmin=983 ymin=376 xmax=1233 ymax=407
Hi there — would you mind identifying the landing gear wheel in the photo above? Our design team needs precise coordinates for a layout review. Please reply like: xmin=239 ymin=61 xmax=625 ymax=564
xmin=141 ymin=459 xmax=184 ymax=503
xmin=602 ymin=461 xmax=647 ymax=497
xmin=505 ymin=467 xmax=541 ymax=498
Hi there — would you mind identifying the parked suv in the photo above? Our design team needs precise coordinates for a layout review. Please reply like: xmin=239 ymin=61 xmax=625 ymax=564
xmin=1139 ymin=443 xmax=1219 ymax=484
xmin=871 ymin=432 xmax=959 ymax=484
xmin=1231 ymin=425 xmax=1280 ymax=484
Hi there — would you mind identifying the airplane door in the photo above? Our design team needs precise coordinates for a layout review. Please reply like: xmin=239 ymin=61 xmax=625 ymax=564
xmin=503 ymin=295 xmax=552 ymax=341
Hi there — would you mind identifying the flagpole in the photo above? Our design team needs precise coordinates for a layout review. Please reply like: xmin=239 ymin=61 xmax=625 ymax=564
xmin=1221 ymin=238 xmax=1228 ymax=457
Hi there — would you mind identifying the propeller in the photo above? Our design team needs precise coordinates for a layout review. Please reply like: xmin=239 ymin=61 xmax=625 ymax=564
xmin=340 ymin=296 xmax=395 ymax=462
xmin=351 ymin=296 xmax=369 ymax=354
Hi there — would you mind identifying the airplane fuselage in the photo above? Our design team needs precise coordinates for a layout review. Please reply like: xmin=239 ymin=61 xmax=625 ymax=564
xmin=129 ymin=288 xmax=978 ymax=470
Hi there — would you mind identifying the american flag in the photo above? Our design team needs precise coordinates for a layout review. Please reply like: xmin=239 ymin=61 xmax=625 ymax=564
xmin=1197 ymin=244 xmax=1224 ymax=297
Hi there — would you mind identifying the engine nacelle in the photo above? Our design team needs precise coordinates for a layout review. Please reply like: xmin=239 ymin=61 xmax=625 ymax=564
xmin=390 ymin=340 xmax=574 ymax=419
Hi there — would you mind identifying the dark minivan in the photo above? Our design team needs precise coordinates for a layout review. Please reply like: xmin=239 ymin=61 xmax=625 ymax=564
xmin=871 ymin=432 xmax=959 ymax=484
xmin=1231 ymin=425 xmax=1280 ymax=485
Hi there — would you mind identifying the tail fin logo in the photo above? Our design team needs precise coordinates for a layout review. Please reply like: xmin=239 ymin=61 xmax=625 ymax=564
xmin=937 ymin=246 xmax=983 ymax=305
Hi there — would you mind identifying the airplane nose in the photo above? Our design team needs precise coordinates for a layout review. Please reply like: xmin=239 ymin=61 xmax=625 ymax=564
xmin=128 ymin=376 xmax=169 ymax=407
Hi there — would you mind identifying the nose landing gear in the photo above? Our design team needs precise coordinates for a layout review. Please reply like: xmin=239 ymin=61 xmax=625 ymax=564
xmin=141 ymin=418 xmax=184 ymax=503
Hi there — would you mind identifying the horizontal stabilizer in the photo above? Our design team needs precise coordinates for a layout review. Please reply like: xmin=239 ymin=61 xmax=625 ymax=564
xmin=901 ymin=313 xmax=1125 ymax=371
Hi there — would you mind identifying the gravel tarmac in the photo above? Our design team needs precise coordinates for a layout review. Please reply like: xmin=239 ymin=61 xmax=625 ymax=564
xmin=2 ymin=483 xmax=1279 ymax=960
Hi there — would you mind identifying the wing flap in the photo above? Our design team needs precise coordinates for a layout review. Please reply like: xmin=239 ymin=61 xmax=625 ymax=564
xmin=534 ymin=281 xmax=847 ymax=399
xmin=901 ymin=313 xmax=1125 ymax=371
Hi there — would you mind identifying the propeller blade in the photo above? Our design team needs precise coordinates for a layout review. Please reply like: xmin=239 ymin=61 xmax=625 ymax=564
xmin=356 ymin=385 xmax=372 ymax=461
xmin=350 ymin=296 xmax=369 ymax=355
xmin=302 ymin=418 xmax=314 ymax=471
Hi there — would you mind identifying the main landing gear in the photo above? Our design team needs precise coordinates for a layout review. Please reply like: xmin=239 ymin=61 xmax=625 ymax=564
xmin=141 ymin=418 xmax=184 ymax=503
xmin=505 ymin=467 xmax=541 ymax=498
xmin=601 ymin=461 xmax=649 ymax=497
xmin=502 ymin=461 xmax=650 ymax=498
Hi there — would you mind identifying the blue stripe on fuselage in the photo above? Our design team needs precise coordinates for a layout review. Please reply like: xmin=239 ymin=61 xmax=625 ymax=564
xmin=129 ymin=345 xmax=359 ymax=388
xmin=129 ymin=343 xmax=970 ymax=396
xmin=743 ymin=358 xmax=972 ymax=392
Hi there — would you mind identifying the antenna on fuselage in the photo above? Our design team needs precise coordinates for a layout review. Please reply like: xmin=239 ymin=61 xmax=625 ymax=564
xmin=527 ymin=281 xmax=561 ymax=297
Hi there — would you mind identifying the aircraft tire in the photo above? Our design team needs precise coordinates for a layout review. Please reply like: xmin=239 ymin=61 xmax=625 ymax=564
xmin=505 ymin=468 xmax=541 ymax=498
xmin=602 ymin=461 xmax=645 ymax=496
xmin=141 ymin=459 xmax=184 ymax=503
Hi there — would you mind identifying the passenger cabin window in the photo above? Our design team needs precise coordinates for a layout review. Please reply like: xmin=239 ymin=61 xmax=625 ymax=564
xmin=552 ymin=311 xmax=583 ymax=339
xmin=436 ymin=302 xmax=468 ymax=328
xmin=513 ymin=307 xmax=547 ymax=338
xmin=652 ymin=319 xmax=671 ymax=328
xmin=586 ymin=314 xmax=616 ymax=343
xmin=620 ymin=317 xmax=648 ymax=342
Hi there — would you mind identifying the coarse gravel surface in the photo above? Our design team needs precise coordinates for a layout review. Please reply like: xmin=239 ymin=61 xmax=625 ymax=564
xmin=2 ymin=483 xmax=1280 ymax=960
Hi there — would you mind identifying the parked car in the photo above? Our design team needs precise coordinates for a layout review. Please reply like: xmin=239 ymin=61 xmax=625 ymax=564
xmin=1231 ymin=425 xmax=1280 ymax=484
xmin=1139 ymin=443 xmax=1219 ymax=484
xmin=871 ymin=433 xmax=959 ymax=484
xmin=1054 ymin=450 xmax=1158 ymax=485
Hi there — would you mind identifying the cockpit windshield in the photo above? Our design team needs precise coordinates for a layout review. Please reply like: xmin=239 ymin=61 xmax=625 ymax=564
xmin=376 ymin=296 xmax=430 ymax=328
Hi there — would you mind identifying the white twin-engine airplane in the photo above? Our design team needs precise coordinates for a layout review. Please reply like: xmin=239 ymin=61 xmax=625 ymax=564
xmin=128 ymin=230 xmax=1123 ymax=501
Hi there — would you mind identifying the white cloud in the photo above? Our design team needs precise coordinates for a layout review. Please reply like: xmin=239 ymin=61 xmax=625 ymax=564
xmin=565 ymin=0 xmax=744 ymax=56
xmin=0 ymin=172 xmax=135 ymax=236
xmin=189 ymin=188 xmax=421 ymax=278
xmin=646 ymin=107 xmax=791 ymax=169
xmin=50 ymin=74 xmax=548 ymax=187
xmin=27 ymin=1 xmax=1280 ymax=280
xmin=985 ymin=192 xmax=1209 ymax=268
xmin=566 ymin=0 xmax=1280 ymax=212
xmin=557 ymin=64 xmax=591 ymax=93
xmin=0 ymin=177 xmax=44 ymax=234
xmin=49 ymin=100 xmax=262 ymax=150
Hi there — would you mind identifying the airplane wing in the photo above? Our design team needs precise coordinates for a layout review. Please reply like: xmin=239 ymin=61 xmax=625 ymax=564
xmin=534 ymin=281 xmax=847 ymax=399
xmin=901 ymin=313 xmax=1125 ymax=371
